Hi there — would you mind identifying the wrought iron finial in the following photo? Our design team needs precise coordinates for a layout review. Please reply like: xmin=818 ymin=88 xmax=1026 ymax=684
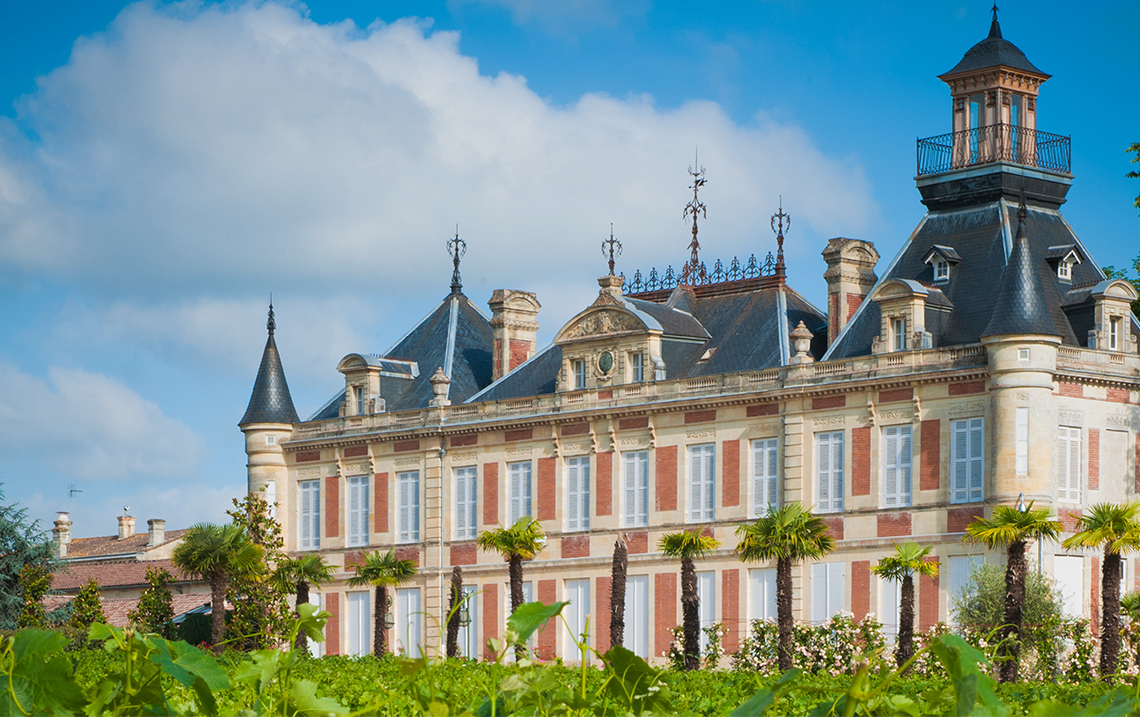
xmin=771 ymin=196 xmax=790 ymax=278
xmin=267 ymin=299 xmax=276 ymax=336
xmin=601 ymin=223 xmax=622 ymax=276
xmin=682 ymin=149 xmax=708 ymax=284
xmin=991 ymin=2 xmax=998 ymax=21
xmin=446 ymin=226 xmax=467 ymax=295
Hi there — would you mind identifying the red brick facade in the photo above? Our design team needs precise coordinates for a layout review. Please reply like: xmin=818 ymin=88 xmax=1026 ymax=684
xmin=325 ymin=475 xmax=339 ymax=538
xmin=394 ymin=440 xmax=420 ymax=453
xmin=746 ymin=403 xmax=779 ymax=417
xmin=537 ymin=580 xmax=557 ymax=659
xmin=877 ymin=512 xmax=912 ymax=537
xmin=722 ymin=569 xmax=740 ymax=652
xmin=627 ymin=531 xmax=648 ymax=554
xmin=829 ymin=293 xmax=838 ymax=343
xmin=1088 ymin=428 xmax=1099 ymax=490
xmin=509 ymin=339 xmax=531 ymax=372
xmin=879 ymin=387 xmax=913 ymax=403
xmin=1056 ymin=381 xmax=1083 ymax=398
xmin=505 ymin=428 xmax=533 ymax=442
xmin=919 ymin=556 xmax=939 ymax=631
xmin=1136 ymin=434 xmax=1140 ymax=494
xmin=722 ymin=440 xmax=740 ymax=508
xmin=597 ymin=388 xmax=614 ymax=400
xmin=396 ymin=546 xmax=419 ymax=565
xmin=561 ymin=422 xmax=590 ymax=436
xmin=846 ymin=293 xmax=864 ymax=322
xmin=1060 ymin=509 xmax=1082 ymax=533
xmin=619 ymin=416 xmax=649 ymax=430
xmin=483 ymin=584 xmax=498 ymax=661
xmin=948 ymin=380 xmax=985 ymax=396
xmin=851 ymin=560 xmax=871 ymax=621
xmin=920 ymin=419 xmax=941 ymax=491
xmin=450 ymin=434 xmax=478 ymax=447
xmin=821 ymin=516 xmax=844 ymax=541
xmin=852 ymin=426 xmax=871 ymax=496
xmin=596 ymin=451 xmax=613 ymax=516
xmin=813 ymin=394 xmax=846 ymax=410
xmin=325 ymin=592 xmax=340 ymax=655
xmin=483 ymin=463 xmax=499 ymax=525
xmin=947 ymin=505 xmax=984 ymax=533
xmin=596 ymin=576 xmax=612 ymax=650
xmin=450 ymin=542 xmax=477 ymax=566
xmin=562 ymin=535 xmax=590 ymax=558
xmin=654 ymin=573 xmax=677 ymax=658
xmin=1108 ymin=387 xmax=1131 ymax=403
xmin=655 ymin=446 xmax=678 ymax=511
xmin=296 ymin=450 xmax=320 ymax=463
xmin=344 ymin=445 xmax=368 ymax=457
xmin=684 ymin=409 xmax=717 ymax=424
xmin=1091 ymin=557 xmax=1100 ymax=636
xmin=375 ymin=472 xmax=389 ymax=533
xmin=537 ymin=457 xmax=556 ymax=520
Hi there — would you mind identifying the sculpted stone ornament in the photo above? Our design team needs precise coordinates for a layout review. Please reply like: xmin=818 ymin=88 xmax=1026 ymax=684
xmin=563 ymin=310 xmax=643 ymax=340
xmin=598 ymin=351 xmax=614 ymax=374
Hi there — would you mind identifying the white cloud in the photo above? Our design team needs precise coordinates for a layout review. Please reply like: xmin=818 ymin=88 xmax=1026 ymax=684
xmin=0 ymin=0 xmax=874 ymax=305
xmin=453 ymin=0 xmax=651 ymax=34
xmin=0 ymin=364 xmax=206 ymax=481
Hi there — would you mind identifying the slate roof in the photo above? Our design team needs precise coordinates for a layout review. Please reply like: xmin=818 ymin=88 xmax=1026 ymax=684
xmin=825 ymin=200 xmax=1109 ymax=359
xmin=240 ymin=307 xmax=299 ymax=426
xmin=941 ymin=18 xmax=1047 ymax=78
xmin=982 ymin=206 xmax=1061 ymax=338
xmin=65 ymin=529 xmax=187 ymax=559
xmin=52 ymin=559 xmax=192 ymax=592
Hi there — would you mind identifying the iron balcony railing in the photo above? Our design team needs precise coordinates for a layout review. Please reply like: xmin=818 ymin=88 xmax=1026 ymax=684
xmin=916 ymin=123 xmax=1070 ymax=177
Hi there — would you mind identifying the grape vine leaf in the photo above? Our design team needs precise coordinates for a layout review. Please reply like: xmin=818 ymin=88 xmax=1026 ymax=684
xmin=505 ymin=600 xmax=569 ymax=646
xmin=1 ymin=630 xmax=86 ymax=716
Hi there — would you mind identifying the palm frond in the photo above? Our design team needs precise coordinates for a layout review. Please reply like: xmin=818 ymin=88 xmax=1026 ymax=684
xmin=872 ymin=542 xmax=938 ymax=582
xmin=734 ymin=502 xmax=835 ymax=563
xmin=1062 ymin=502 xmax=1140 ymax=555
xmin=964 ymin=503 xmax=1061 ymax=549
xmin=658 ymin=530 xmax=720 ymax=559
xmin=346 ymin=549 xmax=418 ymax=588
xmin=476 ymin=517 xmax=546 ymax=560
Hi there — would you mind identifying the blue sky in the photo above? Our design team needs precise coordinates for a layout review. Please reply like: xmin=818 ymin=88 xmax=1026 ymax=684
xmin=0 ymin=0 xmax=1136 ymax=537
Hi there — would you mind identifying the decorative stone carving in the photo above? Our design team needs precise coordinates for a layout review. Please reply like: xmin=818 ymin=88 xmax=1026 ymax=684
xmin=813 ymin=416 xmax=845 ymax=427
xmin=563 ymin=310 xmax=643 ymax=340
xmin=949 ymin=402 xmax=985 ymax=416
xmin=789 ymin=321 xmax=815 ymax=364
xmin=685 ymin=429 xmax=715 ymax=440
xmin=296 ymin=468 xmax=322 ymax=477
xmin=506 ymin=448 xmax=533 ymax=458
xmin=1106 ymin=415 xmax=1131 ymax=428
xmin=450 ymin=452 xmax=478 ymax=464
xmin=1058 ymin=410 xmax=1084 ymax=426
xmin=394 ymin=457 xmax=421 ymax=467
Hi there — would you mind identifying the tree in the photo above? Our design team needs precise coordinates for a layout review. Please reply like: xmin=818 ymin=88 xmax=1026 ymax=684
xmin=128 ymin=567 xmax=176 ymax=639
xmin=68 ymin=578 xmax=106 ymax=647
xmin=0 ymin=487 xmax=54 ymax=630
xmin=1127 ymin=142 xmax=1140 ymax=215
xmin=1102 ymin=252 xmax=1140 ymax=319
xmin=965 ymin=502 xmax=1061 ymax=682
xmin=1062 ymin=501 xmax=1140 ymax=680
xmin=346 ymin=549 xmax=417 ymax=657
xmin=659 ymin=530 xmax=720 ymax=671
xmin=171 ymin=523 xmax=263 ymax=650
xmin=952 ymin=562 xmax=1065 ymax=656
xmin=226 ymin=490 xmax=290 ymax=649
xmin=476 ymin=517 xmax=545 ymax=660
xmin=610 ymin=537 xmax=628 ymax=650
xmin=872 ymin=543 xmax=939 ymax=667
xmin=272 ymin=553 xmax=333 ymax=652
xmin=17 ymin=563 xmax=52 ymax=629
xmin=446 ymin=566 xmax=463 ymax=658
xmin=734 ymin=502 xmax=835 ymax=671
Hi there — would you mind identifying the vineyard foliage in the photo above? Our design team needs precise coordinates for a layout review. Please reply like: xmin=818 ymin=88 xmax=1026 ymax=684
xmin=3 ymin=601 xmax=1140 ymax=716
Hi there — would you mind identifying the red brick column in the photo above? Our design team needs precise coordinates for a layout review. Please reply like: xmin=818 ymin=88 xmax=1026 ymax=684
xmin=374 ymin=472 xmax=388 ymax=534
xmin=483 ymin=463 xmax=499 ymax=525
xmin=537 ymin=458 xmax=556 ymax=521
xmin=325 ymin=592 xmax=340 ymax=655
xmin=722 ymin=440 xmax=740 ymax=508
xmin=654 ymin=573 xmax=677 ymax=659
xmin=878 ymin=512 xmax=912 ymax=537
xmin=655 ymin=446 xmax=677 ymax=511
xmin=325 ymin=475 xmax=340 ymax=538
xmin=596 ymin=576 xmax=612 ymax=650
xmin=722 ymin=569 xmax=740 ymax=653
xmin=537 ymin=579 xmax=557 ymax=659
xmin=596 ymin=451 xmax=613 ymax=516
xmin=483 ymin=584 xmax=498 ymax=661
xmin=920 ymin=419 xmax=941 ymax=491
xmin=919 ymin=556 xmax=939 ymax=630
xmin=1088 ymin=428 xmax=1099 ymax=490
xmin=852 ymin=427 xmax=870 ymax=496
xmin=851 ymin=561 xmax=871 ymax=621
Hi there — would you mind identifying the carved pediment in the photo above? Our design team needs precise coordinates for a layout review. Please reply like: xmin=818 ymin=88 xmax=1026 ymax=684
xmin=558 ymin=309 xmax=646 ymax=342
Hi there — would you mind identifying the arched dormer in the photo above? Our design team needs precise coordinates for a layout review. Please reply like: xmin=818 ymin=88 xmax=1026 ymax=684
xmin=553 ymin=305 xmax=662 ymax=392
xmin=1088 ymin=279 xmax=1139 ymax=352
xmin=870 ymin=279 xmax=950 ymax=353
xmin=336 ymin=354 xmax=418 ymax=415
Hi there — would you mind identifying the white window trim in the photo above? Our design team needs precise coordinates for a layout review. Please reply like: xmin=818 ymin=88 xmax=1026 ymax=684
xmin=815 ymin=431 xmax=844 ymax=513
xmin=630 ymin=353 xmax=643 ymax=383
xmin=1057 ymin=426 xmax=1081 ymax=504
xmin=892 ymin=318 xmax=907 ymax=351
xmin=566 ymin=456 xmax=591 ymax=532
xmin=346 ymin=475 xmax=370 ymax=547
xmin=1110 ymin=316 xmax=1121 ymax=351
xmin=299 ymin=479 xmax=320 ymax=550
xmin=454 ymin=466 xmax=478 ymax=541
xmin=573 ymin=360 xmax=586 ymax=389
xmin=934 ymin=259 xmax=949 ymax=281
xmin=397 ymin=471 xmax=421 ymax=543
xmin=950 ymin=417 xmax=984 ymax=504
xmin=810 ymin=562 xmax=846 ymax=623
xmin=622 ymin=451 xmax=649 ymax=528
xmin=687 ymin=444 xmax=716 ymax=523
xmin=882 ymin=425 xmax=913 ymax=508
xmin=508 ymin=461 xmax=533 ymax=524
xmin=751 ymin=438 xmax=779 ymax=517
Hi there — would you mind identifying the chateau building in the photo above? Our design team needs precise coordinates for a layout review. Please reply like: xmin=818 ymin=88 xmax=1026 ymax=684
xmin=239 ymin=16 xmax=1140 ymax=661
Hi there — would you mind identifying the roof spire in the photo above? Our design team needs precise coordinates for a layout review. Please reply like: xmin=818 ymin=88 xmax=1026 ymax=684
xmin=601 ymin=223 xmax=622 ymax=276
xmin=447 ymin=226 xmax=466 ymax=295
xmin=267 ymin=298 xmax=275 ymax=336
xmin=988 ymin=2 xmax=1002 ymax=39
xmin=681 ymin=148 xmax=708 ymax=284
xmin=981 ymin=191 xmax=1061 ymax=339
xmin=771 ymin=196 xmax=790 ymax=282
xmin=240 ymin=304 xmax=299 ymax=426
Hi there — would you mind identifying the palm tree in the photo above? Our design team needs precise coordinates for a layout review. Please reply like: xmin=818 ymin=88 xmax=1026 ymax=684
xmin=965 ymin=502 xmax=1061 ymax=682
xmin=872 ymin=542 xmax=939 ymax=668
xmin=1121 ymin=590 xmax=1140 ymax=671
xmin=610 ymin=536 xmax=628 ymax=650
xmin=1062 ymin=501 xmax=1140 ymax=680
xmin=734 ymin=502 xmax=835 ymax=671
xmin=346 ymin=549 xmax=417 ymax=657
xmin=659 ymin=530 xmax=720 ymax=671
xmin=272 ymin=553 xmax=334 ymax=652
xmin=171 ymin=523 xmax=263 ymax=650
xmin=477 ymin=517 xmax=545 ymax=658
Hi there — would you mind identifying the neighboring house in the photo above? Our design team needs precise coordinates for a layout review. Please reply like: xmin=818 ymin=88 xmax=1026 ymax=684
xmin=48 ymin=511 xmax=212 ymax=627
xmin=238 ymin=15 xmax=1140 ymax=662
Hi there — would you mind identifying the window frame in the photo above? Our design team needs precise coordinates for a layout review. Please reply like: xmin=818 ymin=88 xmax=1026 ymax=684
xmin=934 ymin=259 xmax=949 ymax=282
xmin=810 ymin=561 xmax=846 ymax=623
xmin=299 ymin=479 xmax=321 ymax=550
xmin=1110 ymin=316 xmax=1121 ymax=350
xmin=396 ymin=470 xmax=421 ymax=543
xmin=454 ymin=465 xmax=478 ymax=541
xmin=751 ymin=438 xmax=779 ymax=516
xmin=882 ymin=424 xmax=913 ymax=508
xmin=892 ymin=317 xmax=907 ymax=351
xmin=950 ymin=417 xmax=984 ymax=504
xmin=630 ymin=353 xmax=643 ymax=382
xmin=572 ymin=360 xmax=586 ymax=389
xmin=346 ymin=475 xmax=370 ymax=547
xmin=622 ymin=450 xmax=649 ymax=527
xmin=508 ymin=461 xmax=533 ymax=523
xmin=687 ymin=443 xmax=716 ymax=523
xmin=1058 ymin=259 xmax=1072 ymax=280
xmin=815 ymin=431 xmax=845 ymax=513
xmin=1057 ymin=426 xmax=1082 ymax=504
xmin=565 ymin=455 xmax=591 ymax=532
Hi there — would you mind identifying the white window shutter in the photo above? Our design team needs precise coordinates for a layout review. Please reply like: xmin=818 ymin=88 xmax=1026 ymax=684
xmin=766 ymin=441 xmax=779 ymax=509
xmin=900 ymin=427 xmax=913 ymax=506
xmin=968 ymin=419 xmax=984 ymax=502
xmin=828 ymin=562 xmax=845 ymax=617
xmin=952 ymin=421 xmax=968 ymax=503
xmin=811 ymin=563 xmax=827 ymax=622
xmin=884 ymin=428 xmax=899 ymax=507
xmin=817 ymin=436 xmax=830 ymax=511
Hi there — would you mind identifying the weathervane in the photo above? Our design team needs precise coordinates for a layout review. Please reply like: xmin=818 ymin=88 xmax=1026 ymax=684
xmin=601 ymin=223 xmax=622 ymax=275
xmin=267 ymin=299 xmax=276 ymax=336
xmin=771 ymin=196 xmax=790 ymax=277
xmin=447 ymin=226 xmax=467 ymax=295
xmin=682 ymin=149 xmax=708 ymax=284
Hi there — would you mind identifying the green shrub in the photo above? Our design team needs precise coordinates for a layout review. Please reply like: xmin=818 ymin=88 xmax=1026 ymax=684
xmin=179 ymin=612 xmax=212 ymax=647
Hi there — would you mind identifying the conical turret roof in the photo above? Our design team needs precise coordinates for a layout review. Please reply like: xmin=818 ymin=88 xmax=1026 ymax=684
xmin=940 ymin=16 xmax=1048 ymax=78
xmin=240 ymin=305 xmax=299 ymax=426
xmin=981 ymin=202 xmax=1061 ymax=339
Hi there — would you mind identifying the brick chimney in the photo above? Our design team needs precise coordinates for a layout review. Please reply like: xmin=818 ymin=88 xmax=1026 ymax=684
xmin=52 ymin=511 xmax=72 ymax=559
xmin=488 ymin=290 xmax=541 ymax=382
xmin=822 ymin=238 xmax=879 ymax=345
xmin=147 ymin=518 xmax=166 ymax=547
xmin=117 ymin=510 xmax=137 ymax=541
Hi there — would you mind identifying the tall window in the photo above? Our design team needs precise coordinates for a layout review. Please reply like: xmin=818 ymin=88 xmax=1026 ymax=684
xmin=346 ymin=592 xmax=370 ymax=656
xmin=752 ymin=438 xmax=779 ymax=516
xmin=573 ymin=360 xmax=586 ymax=389
xmin=1057 ymin=427 xmax=1081 ymax=503
xmin=946 ymin=555 xmax=983 ymax=625
xmin=625 ymin=575 xmax=649 ymax=659
xmin=566 ymin=456 xmax=591 ymax=532
xmin=630 ymin=353 xmax=643 ymax=382
xmin=299 ymin=480 xmax=320 ymax=550
xmin=454 ymin=466 xmax=478 ymax=540
xmin=458 ymin=586 xmax=478 ymax=658
xmin=395 ymin=587 xmax=423 ymax=658
xmin=1110 ymin=316 xmax=1121 ymax=350
xmin=749 ymin=568 xmax=776 ymax=622
xmin=563 ymin=579 xmax=591 ymax=656
xmin=508 ymin=461 xmax=532 ymax=523
xmin=347 ymin=475 xmax=369 ymax=547
xmin=892 ymin=318 xmax=907 ymax=351
xmin=1053 ymin=555 xmax=1083 ymax=617
xmin=622 ymin=451 xmax=649 ymax=527
xmin=697 ymin=571 xmax=716 ymax=651
xmin=1015 ymin=408 xmax=1029 ymax=474
xmin=815 ymin=431 xmax=844 ymax=513
xmin=397 ymin=471 xmax=420 ymax=543
xmin=810 ymin=562 xmax=845 ymax=622
xmin=355 ymin=385 xmax=366 ymax=415
xmin=879 ymin=577 xmax=900 ymax=641
xmin=951 ymin=418 xmax=984 ymax=504
xmin=882 ymin=425 xmax=913 ymax=508
xmin=688 ymin=444 xmax=716 ymax=522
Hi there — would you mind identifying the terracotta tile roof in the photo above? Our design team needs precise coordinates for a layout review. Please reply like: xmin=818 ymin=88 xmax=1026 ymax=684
xmin=65 ymin=529 xmax=187 ymax=558
xmin=43 ymin=593 xmax=216 ymax=627
xmin=52 ymin=559 xmax=193 ymax=592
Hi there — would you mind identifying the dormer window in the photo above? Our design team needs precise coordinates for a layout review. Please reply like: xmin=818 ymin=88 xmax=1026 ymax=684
xmin=1110 ymin=316 xmax=1121 ymax=351
xmin=1046 ymin=245 xmax=1082 ymax=283
xmin=630 ymin=352 xmax=643 ymax=382
xmin=354 ymin=386 xmax=366 ymax=415
xmin=934 ymin=260 xmax=949 ymax=282
xmin=922 ymin=245 xmax=960 ymax=284
xmin=1058 ymin=259 xmax=1072 ymax=281
xmin=892 ymin=318 xmax=907 ymax=351
xmin=572 ymin=360 xmax=586 ymax=389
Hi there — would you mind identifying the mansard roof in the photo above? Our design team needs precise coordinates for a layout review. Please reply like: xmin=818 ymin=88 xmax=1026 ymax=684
xmin=981 ymin=209 xmax=1061 ymax=338
xmin=240 ymin=309 xmax=299 ymax=426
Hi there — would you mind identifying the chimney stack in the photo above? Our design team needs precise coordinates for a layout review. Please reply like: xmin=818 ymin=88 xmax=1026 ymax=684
xmin=488 ymin=290 xmax=541 ymax=382
xmin=147 ymin=518 xmax=166 ymax=547
xmin=117 ymin=509 xmax=136 ymax=541
xmin=52 ymin=512 xmax=72 ymax=559
xmin=822 ymin=238 xmax=880 ymax=345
